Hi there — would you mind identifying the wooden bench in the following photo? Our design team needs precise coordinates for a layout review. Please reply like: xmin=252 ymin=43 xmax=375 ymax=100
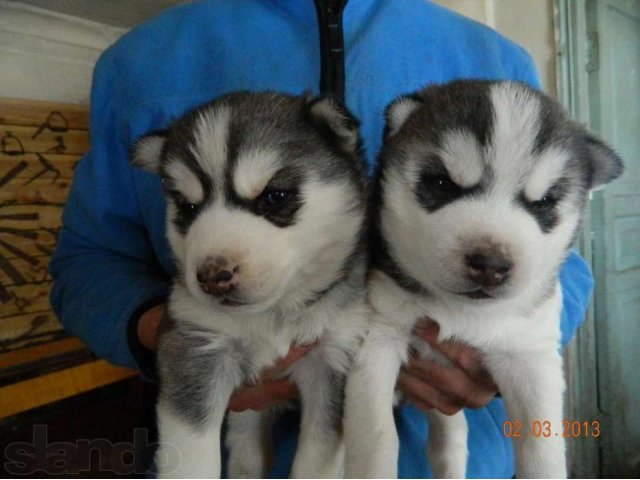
xmin=0 ymin=98 xmax=136 ymax=420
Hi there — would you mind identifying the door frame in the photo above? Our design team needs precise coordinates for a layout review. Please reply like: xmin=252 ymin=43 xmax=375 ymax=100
xmin=554 ymin=0 xmax=602 ymax=477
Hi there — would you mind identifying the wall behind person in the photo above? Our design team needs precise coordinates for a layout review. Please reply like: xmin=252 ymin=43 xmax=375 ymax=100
xmin=0 ymin=0 xmax=557 ymax=103
xmin=433 ymin=0 xmax=557 ymax=95
xmin=0 ymin=1 xmax=124 ymax=104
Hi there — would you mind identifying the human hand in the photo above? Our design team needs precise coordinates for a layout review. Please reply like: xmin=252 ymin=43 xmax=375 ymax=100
xmin=397 ymin=319 xmax=498 ymax=415
xmin=137 ymin=302 xmax=165 ymax=350
xmin=227 ymin=343 xmax=315 ymax=412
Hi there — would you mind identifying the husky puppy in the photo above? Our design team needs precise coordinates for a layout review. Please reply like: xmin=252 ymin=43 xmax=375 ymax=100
xmin=344 ymin=80 xmax=623 ymax=479
xmin=131 ymin=92 xmax=368 ymax=478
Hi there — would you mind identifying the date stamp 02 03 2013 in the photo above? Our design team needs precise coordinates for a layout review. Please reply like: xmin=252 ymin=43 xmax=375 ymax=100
xmin=502 ymin=420 xmax=601 ymax=439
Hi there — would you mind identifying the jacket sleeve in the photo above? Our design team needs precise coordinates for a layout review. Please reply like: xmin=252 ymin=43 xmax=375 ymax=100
xmin=512 ymin=47 xmax=594 ymax=347
xmin=49 ymin=47 xmax=170 ymax=374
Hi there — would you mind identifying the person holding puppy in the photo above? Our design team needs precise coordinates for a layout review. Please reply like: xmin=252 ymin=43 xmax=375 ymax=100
xmin=50 ymin=0 xmax=593 ymax=477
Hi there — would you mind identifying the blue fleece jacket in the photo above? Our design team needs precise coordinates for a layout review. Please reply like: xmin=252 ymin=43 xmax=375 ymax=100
xmin=49 ymin=0 xmax=594 ymax=477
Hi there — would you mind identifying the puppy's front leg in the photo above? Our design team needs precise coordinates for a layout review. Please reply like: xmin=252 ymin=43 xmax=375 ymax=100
xmin=344 ymin=326 xmax=407 ymax=478
xmin=226 ymin=408 xmax=275 ymax=478
xmin=426 ymin=410 xmax=468 ymax=478
xmin=485 ymin=350 xmax=566 ymax=478
xmin=289 ymin=350 xmax=347 ymax=478
xmin=156 ymin=332 xmax=247 ymax=478
xmin=155 ymin=398 xmax=231 ymax=478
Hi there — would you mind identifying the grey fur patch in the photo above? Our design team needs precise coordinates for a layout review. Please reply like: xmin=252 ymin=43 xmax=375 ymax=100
xmin=324 ymin=369 xmax=347 ymax=434
xmin=371 ymin=233 xmax=430 ymax=297
xmin=172 ymin=92 xmax=367 ymax=195
xmin=524 ymin=86 xmax=622 ymax=232
xmin=157 ymin=317 xmax=253 ymax=430
xmin=531 ymin=88 xmax=623 ymax=187
xmin=383 ymin=80 xmax=495 ymax=169
xmin=305 ymin=243 xmax=368 ymax=309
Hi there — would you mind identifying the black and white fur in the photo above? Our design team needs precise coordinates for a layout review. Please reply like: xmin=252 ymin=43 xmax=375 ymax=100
xmin=131 ymin=92 xmax=369 ymax=478
xmin=344 ymin=80 xmax=623 ymax=478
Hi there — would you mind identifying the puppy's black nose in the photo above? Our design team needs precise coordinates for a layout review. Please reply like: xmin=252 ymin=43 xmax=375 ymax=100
xmin=197 ymin=257 xmax=237 ymax=295
xmin=466 ymin=253 xmax=512 ymax=287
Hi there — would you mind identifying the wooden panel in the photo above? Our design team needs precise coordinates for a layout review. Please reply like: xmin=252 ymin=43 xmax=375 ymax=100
xmin=1 ymin=281 xmax=52 ymax=318
xmin=0 ymin=97 xmax=89 ymax=131
xmin=0 ymin=311 xmax=63 ymax=352
xmin=0 ymin=228 xmax=57 ymax=260
xmin=0 ymin=360 xmax=136 ymax=419
xmin=0 ymin=255 xmax=50 ymax=286
xmin=0 ymin=337 xmax=84 ymax=370
xmin=0 ymin=153 xmax=79 ymax=180
xmin=1 ymin=126 xmax=89 ymax=156
xmin=0 ymin=204 xmax=63 ymax=230
xmin=3 ymin=333 xmax=66 ymax=353
xmin=0 ymin=99 xmax=119 ymax=413
xmin=0 ymin=177 xmax=72 ymax=205
xmin=0 ymin=98 xmax=88 ymax=355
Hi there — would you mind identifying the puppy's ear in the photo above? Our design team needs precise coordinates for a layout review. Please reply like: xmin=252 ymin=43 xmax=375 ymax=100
xmin=306 ymin=97 xmax=361 ymax=156
xmin=384 ymin=95 xmax=422 ymax=138
xmin=582 ymin=133 xmax=624 ymax=190
xmin=130 ymin=131 xmax=167 ymax=173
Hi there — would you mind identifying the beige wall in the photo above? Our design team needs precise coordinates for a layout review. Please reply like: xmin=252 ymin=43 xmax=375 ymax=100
xmin=0 ymin=1 xmax=125 ymax=103
xmin=432 ymin=0 xmax=557 ymax=95
xmin=1 ymin=0 xmax=558 ymax=102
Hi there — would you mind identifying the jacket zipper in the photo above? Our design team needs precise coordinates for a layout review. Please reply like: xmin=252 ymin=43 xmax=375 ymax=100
xmin=313 ymin=0 xmax=348 ymax=102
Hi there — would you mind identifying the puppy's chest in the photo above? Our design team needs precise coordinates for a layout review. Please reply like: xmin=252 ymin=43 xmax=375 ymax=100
xmin=243 ymin=316 xmax=329 ymax=369
xmin=416 ymin=301 xmax=521 ymax=350
xmin=370 ymin=273 xmax=562 ymax=353
xmin=182 ymin=307 xmax=335 ymax=371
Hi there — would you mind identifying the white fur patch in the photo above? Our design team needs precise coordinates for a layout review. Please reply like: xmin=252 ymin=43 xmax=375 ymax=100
xmin=155 ymin=401 xmax=222 ymax=477
xmin=191 ymin=107 xmax=231 ymax=194
xmin=232 ymin=149 xmax=282 ymax=199
xmin=439 ymin=129 xmax=485 ymax=187
xmin=386 ymin=97 xmax=421 ymax=137
xmin=489 ymin=83 xmax=541 ymax=182
xmin=309 ymin=98 xmax=358 ymax=153
xmin=165 ymin=157 xmax=205 ymax=204
xmin=132 ymin=135 xmax=165 ymax=173
xmin=524 ymin=146 xmax=570 ymax=200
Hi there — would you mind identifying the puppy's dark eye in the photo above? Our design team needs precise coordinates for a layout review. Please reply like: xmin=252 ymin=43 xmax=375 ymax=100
xmin=530 ymin=195 xmax=556 ymax=210
xmin=254 ymin=185 xmax=300 ymax=227
xmin=259 ymin=189 xmax=294 ymax=208
xmin=416 ymin=173 xmax=465 ymax=212
xmin=175 ymin=197 xmax=197 ymax=212
xmin=423 ymin=174 xmax=460 ymax=194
